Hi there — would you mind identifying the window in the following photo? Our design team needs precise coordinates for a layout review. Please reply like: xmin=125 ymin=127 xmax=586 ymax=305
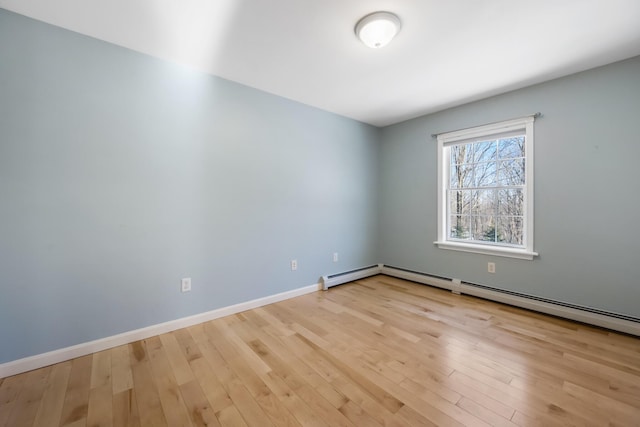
xmin=435 ymin=116 xmax=538 ymax=260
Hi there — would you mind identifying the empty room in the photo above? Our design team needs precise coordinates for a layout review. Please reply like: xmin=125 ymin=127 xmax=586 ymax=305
xmin=1 ymin=1 xmax=640 ymax=426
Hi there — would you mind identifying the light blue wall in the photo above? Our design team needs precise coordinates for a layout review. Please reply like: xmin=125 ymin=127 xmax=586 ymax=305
xmin=0 ymin=10 xmax=380 ymax=363
xmin=379 ymin=56 xmax=640 ymax=319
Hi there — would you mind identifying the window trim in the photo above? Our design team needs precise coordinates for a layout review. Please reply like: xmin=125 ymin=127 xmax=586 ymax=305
xmin=434 ymin=116 xmax=538 ymax=260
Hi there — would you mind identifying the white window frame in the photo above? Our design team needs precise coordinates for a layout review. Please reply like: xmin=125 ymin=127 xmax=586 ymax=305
xmin=434 ymin=116 xmax=538 ymax=260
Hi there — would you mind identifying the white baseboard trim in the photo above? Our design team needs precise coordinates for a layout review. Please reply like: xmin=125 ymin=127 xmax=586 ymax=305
xmin=0 ymin=283 xmax=320 ymax=379
xmin=380 ymin=265 xmax=640 ymax=337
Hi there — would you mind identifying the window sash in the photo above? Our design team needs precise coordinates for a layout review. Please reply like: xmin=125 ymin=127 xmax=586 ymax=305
xmin=435 ymin=115 xmax=537 ymax=260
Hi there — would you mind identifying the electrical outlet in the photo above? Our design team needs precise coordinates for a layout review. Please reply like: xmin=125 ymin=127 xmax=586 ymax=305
xmin=488 ymin=262 xmax=496 ymax=274
xmin=333 ymin=252 xmax=339 ymax=262
xmin=291 ymin=259 xmax=298 ymax=271
xmin=181 ymin=277 xmax=192 ymax=292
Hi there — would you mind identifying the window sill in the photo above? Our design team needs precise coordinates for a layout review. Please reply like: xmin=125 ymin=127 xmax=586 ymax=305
xmin=434 ymin=241 xmax=538 ymax=260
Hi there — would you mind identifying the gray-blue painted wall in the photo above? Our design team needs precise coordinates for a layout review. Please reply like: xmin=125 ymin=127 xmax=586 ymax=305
xmin=0 ymin=10 xmax=380 ymax=364
xmin=378 ymin=55 xmax=640 ymax=319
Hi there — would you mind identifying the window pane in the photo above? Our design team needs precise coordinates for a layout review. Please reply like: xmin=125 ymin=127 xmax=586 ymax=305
xmin=450 ymin=215 xmax=470 ymax=239
xmin=498 ymin=189 xmax=523 ymax=216
xmin=497 ymin=216 xmax=523 ymax=245
xmin=450 ymin=162 xmax=474 ymax=188
xmin=472 ymin=189 xmax=496 ymax=216
xmin=475 ymin=161 xmax=497 ymax=187
xmin=474 ymin=140 xmax=497 ymax=162
xmin=497 ymin=159 xmax=525 ymax=185
xmin=450 ymin=144 xmax=473 ymax=166
xmin=449 ymin=190 xmax=473 ymax=216
xmin=498 ymin=137 xmax=525 ymax=159
xmin=472 ymin=216 xmax=496 ymax=242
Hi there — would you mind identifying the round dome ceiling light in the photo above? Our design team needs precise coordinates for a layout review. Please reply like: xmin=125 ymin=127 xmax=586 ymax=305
xmin=355 ymin=11 xmax=401 ymax=49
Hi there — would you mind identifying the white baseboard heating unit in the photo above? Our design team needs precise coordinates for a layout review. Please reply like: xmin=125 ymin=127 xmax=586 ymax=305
xmin=321 ymin=264 xmax=383 ymax=290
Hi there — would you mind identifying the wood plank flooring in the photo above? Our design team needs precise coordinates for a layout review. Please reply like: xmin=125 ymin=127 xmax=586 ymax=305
xmin=1 ymin=275 xmax=639 ymax=426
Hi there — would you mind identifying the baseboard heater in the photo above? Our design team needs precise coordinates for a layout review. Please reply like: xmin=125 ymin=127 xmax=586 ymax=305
xmin=379 ymin=264 xmax=640 ymax=337
xmin=321 ymin=264 xmax=383 ymax=290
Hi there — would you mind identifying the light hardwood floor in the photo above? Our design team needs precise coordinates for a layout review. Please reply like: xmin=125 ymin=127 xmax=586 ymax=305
xmin=1 ymin=275 xmax=639 ymax=426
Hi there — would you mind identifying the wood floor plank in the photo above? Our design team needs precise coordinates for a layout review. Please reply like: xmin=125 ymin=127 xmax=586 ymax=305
xmin=90 ymin=350 xmax=111 ymax=389
xmin=188 ymin=355 xmax=234 ymax=415
xmin=0 ymin=374 xmax=26 ymax=426
xmin=159 ymin=332 xmax=196 ymax=386
xmin=216 ymin=405 xmax=249 ymax=427
xmin=111 ymin=344 xmax=134 ymax=395
xmin=31 ymin=361 xmax=72 ymax=427
xmin=179 ymin=379 xmax=222 ymax=427
xmin=203 ymin=323 xmax=278 ymax=427
xmin=128 ymin=340 xmax=168 ymax=427
xmin=246 ymin=338 xmax=352 ymax=427
xmin=337 ymin=399 xmax=384 ymax=427
xmin=112 ymin=389 xmax=141 ymax=427
xmin=259 ymin=370 xmax=330 ymax=427
xmin=395 ymin=404 xmax=439 ymax=427
xmin=562 ymin=380 xmax=640 ymax=426
xmin=145 ymin=335 xmax=192 ymax=427
xmin=449 ymin=364 xmax=577 ymax=425
xmin=2 ymin=366 xmax=51 ymax=427
xmin=302 ymin=336 xmax=404 ymax=415
xmin=258 ymin=328 xmax=350 ymax=411
xmin=87 ymin=350 xmax=114 ymax=426
xmin=456 ymin=396 xmax=519 ymax=427
xmin=59 ymin=354 xmax=93 ymax=427
xmin=222 ymin=324 xmax=309 ymax=427
xmin=173 ymin=328 xmax=204 ymax=364
xmin=87 ymin=383 xmax=113 ymax=427
xmin=2 ymin=275 xmax=639 ymax=426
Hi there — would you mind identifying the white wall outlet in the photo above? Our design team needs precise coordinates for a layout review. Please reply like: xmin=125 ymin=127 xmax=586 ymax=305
xmin=333 ymin=252 xmax=339 ymax=262
xmin=291 ymin=260 xmax=298 ymax=271
xmin=181 ymin=277 xmax=192 ymax=292
xmin=488 ymin=262 xmax=496 ymax=273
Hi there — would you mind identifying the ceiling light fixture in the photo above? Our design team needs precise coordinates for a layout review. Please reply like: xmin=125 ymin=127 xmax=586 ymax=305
xmin=355 ymin=11 xmax=401 ymax=49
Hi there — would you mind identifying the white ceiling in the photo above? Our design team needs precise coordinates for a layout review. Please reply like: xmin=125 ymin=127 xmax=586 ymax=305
xmin=2 ymin=0 xmax=640 ymax=127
